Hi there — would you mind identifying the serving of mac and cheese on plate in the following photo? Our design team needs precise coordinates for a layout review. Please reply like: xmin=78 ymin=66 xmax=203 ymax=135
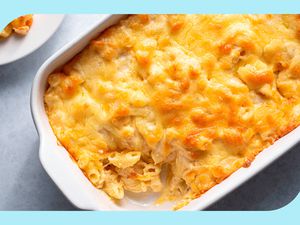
xmin=44 ymin=15 xmax=300 ymax=209
xmin=0 ymin=14 xmax=64 ymax=65
xmin=0 ymin=15 xmax=33 ymax=39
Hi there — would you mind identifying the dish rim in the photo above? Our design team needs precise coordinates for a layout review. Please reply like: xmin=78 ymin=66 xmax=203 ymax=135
xmin=31 ymin=14 xmax=300 ymax=211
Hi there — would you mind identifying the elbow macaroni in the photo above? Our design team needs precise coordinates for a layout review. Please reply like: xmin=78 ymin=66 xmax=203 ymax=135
xmin=45 ymin=15 xmax=300 ymax=209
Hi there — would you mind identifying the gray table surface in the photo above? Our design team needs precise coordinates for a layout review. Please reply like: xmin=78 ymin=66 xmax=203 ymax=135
xmin=0 ymin=15 xmax=299 ymax=211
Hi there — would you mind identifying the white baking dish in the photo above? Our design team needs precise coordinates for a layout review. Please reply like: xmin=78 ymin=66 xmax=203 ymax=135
xmin=31 ymin=14 xmax=300 ymax=211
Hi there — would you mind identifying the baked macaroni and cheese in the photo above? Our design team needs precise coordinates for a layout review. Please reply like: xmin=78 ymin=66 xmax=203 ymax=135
xmin=0 ymin=15 xmax=33 ymax=39
xmin=45 ymin=15 xmax=300 ymax=209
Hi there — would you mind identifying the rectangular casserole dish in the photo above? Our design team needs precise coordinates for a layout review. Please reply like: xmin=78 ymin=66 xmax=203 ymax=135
xmin=31 ymin=14 xmax=300 ymax=211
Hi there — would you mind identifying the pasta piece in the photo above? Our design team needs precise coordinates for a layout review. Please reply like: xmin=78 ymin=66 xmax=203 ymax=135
xmin=103 ymin=170 xmax=124 ymax=199
xmin=108 ymin=151 xmax=141 ymax=169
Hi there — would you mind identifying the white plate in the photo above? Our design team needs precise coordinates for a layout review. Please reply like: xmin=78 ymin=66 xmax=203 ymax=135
xmin=31 ymin=15 xmax=300 ymax=211
xmin=0 ymin=14 xmax=64 ymax=65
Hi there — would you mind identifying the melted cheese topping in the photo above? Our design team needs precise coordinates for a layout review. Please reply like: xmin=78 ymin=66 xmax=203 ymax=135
xmin=45 ymin=15 xmax=300 ymax=209
xmin=0 ymin=15 xmax=33 ymax=39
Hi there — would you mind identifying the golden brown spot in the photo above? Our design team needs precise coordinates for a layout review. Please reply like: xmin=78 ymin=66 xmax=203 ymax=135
xmin=189 ymin=69 xmax=200 ymax=79
xmin=219 ymin=43 xmax=232 ymax=55
xmin=137 ymin=15 xmax=150 ymax=24
xmin=62 ymin=76 xmax=83 ymax=97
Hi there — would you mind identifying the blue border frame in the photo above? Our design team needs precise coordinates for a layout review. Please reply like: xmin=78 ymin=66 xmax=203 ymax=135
xmin=0 ymin=194 xmax=299 ymax=225
xmin=1 ymin=1 xmax=300 ymax=224
xmin=1 ymin=0 xmax=300 ymax=24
